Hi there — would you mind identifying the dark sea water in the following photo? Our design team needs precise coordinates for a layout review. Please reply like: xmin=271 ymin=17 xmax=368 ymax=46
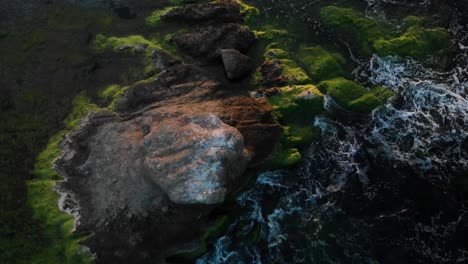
xmin=197 ymin=0 xmax=468 ymax=263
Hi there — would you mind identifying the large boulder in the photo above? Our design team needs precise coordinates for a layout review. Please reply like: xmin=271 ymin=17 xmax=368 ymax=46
xmin=220 ymin=48 xmax=252 ymax=80
xmin=55 ymin=110 xmax=250 ymax=226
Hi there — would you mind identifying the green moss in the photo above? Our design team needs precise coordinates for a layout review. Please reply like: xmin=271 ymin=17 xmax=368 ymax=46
xmin=235 ymin=0 xmax=259 ymax=23
xmin=297 ymin=45 xmax=346 ymax=82
xmin=253 ymin=45 xmax=311 ymax=86
xmin=347 ymin=93 xmax=382 ymax=113
xmin=93 ymin=34 xmax=153 ymax=53
xmin=320 ymin=6 xmax=389 ymax=53
xmin=267 ymin=145 xmax=302 ymax=168
xmin=265 ymin=85 xmax=324 ymax=169
xmin=254 ymin=27 xmax=289 ymax=41
xmin=63 ymin=96 xmax=98 ymax=129
xmin=280 ymin=59 xmax=312 ymax=85
xmin=283 ymin=125 xmax=319 ymax=147
xmin=319 ymin=77 xmax=367 ymax=107
xmin=269 ymin=85 xmax=324 ymax=124
xmin=92 ymin=33 xmax=176 ymax=57
xmin=319 ymin=77 xmax=394 ymax=113
xmin=373 ymin=25 xmax=451 ymax=58
xmin=150 ymin=33 xmax=177 ymax=56
xmin=26 ymin=95 xmax=97 ymax=264
xmin=99 ymin=84 xmax=131 ymax=110
xmin=403 ymin=16 xmax=424 ymax=29
xmin=371 ymin=86 xmax=395 ymax=102
xmin=145 ymin=7 xmax=174 ymax=27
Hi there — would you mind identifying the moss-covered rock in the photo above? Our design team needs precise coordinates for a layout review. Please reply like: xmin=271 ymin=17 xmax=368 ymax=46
xmin=145 ymin=7 xmax=174 ymax=27
xmin=297 ymin=45 xmax=346 ymax=82
xmin=268 ymin=145 xmax=302 ymax=168
xmin=320 ymin=6 xmax=389 ymax=54
xmin=373 ymin=25 xmax=451 ymax=58
xmin=235 ymin=0 xmax=259 ymax=23
xmin=318 ymin=77 xmax=394 ymax=113
xmin=265 ymin=85 xmax=324 ymax=169
xmin=371 ymin=86 xmax=396 ymax=102
xmin=253 ymin=45 xmax=311 ymax=87
xmin=320 ymin=6 xmax=452 ymax=60
xmin=269 ymin=84 xmax=324 ymax=123
xmin=27 ymin=95 xmax=97 ymax=264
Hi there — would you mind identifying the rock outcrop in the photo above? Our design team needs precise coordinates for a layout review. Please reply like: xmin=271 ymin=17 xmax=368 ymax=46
xmin=54 ymin=48 xmax=280 ymax=262
xmin=56 ymin=109 xmax=250 ymax=228
xmin=171 ymin=23 xmax=255 ymax=62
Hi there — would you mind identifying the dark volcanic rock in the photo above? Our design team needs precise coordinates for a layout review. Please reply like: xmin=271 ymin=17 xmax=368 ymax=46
xmin=220 ymin=48 xmax=252 ymax=80
xmin=171 ymin=23 xmax=255 ymax=62
xmin=161 ymin=0 xmax=244 ymax=24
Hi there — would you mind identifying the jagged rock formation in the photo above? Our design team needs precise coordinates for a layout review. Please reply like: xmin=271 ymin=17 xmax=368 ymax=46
xmin=171 ymin=23 xmax=255 ymax=62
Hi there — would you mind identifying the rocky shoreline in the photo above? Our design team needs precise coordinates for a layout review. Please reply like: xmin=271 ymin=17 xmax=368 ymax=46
xmin=2 ymin=0 xmax=463 ymax=263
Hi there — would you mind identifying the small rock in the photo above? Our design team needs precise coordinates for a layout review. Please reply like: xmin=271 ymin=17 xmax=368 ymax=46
xmin=220 ymin=49 xmax=252 ymax=80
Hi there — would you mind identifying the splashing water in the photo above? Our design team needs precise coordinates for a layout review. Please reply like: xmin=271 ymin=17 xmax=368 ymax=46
xmin=197 ymin=1 xmax=468 ymax=263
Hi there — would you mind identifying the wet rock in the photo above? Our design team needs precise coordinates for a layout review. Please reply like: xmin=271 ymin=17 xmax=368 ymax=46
xmin=161 ymin=0 xmax=244 ymax=24
xmin=220 ymin=49 xmax=252 ymax=80
xmin=171 ymin=23 xmax=255 ymax=62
